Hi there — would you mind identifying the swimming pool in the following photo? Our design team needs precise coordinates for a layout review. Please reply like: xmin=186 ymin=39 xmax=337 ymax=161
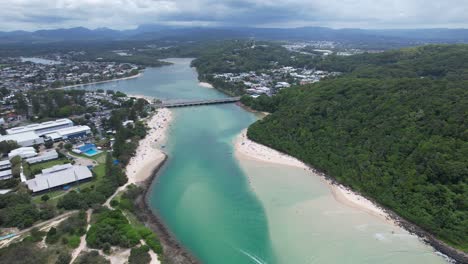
xmin=79 ymin=144 xmax=100 ymax=156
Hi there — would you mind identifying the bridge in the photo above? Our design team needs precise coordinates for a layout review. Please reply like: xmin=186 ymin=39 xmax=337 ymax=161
xmin=154 ymin=97 xmax=241 ymax=108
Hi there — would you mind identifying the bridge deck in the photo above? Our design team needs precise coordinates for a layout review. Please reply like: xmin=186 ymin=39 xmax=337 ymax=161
xmin=155 ymin=97 xmax=241 ymax=108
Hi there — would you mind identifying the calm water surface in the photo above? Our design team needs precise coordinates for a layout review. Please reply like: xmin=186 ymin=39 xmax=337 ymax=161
xmin=84 ymin=58 xmax=448 ymax=264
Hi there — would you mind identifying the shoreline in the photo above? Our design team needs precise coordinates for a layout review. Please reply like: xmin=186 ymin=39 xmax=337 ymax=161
xmin=58 ymin=72 xmax=143 ymax=90
xmin=120 ymin=107 xmax=199 ymax=264
xmin=234 ymin=130 xmax=394 ymax=224
xmin=134 ymin=157 xmax=200 ymax=264
xmin=124 ymin=108 xmax=172 ymax=184
xmin=234 ymin=129 xmax=466 ymax=263
xmin=198 ymin=82 xmax=214 ymax=88
xmin=104 ymin=108 xmax=172 ymax=208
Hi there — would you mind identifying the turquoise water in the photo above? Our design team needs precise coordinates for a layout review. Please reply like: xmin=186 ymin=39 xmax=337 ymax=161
xmin=85 ymin=58 xmax=277 ymax=263
xmin=84 ymin=58 xmax=448 ymax=264
xmin=79 ymin=143 xmax=100 ymax=156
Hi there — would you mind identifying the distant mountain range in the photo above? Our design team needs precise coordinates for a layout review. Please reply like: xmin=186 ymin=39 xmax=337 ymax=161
xmin=1 ymin=25 xmax=468 ymax=45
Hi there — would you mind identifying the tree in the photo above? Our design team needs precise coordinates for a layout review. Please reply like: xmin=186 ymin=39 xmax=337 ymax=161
xmin=128 ymin=245 xmax=151 ymax=264
xmin=41 ymin=195 xmax=50 ymax=202
xmin=0 ymin=140 xmax=19 ymax=155
xmin=55 ymin=252 xmax=72 ymax=264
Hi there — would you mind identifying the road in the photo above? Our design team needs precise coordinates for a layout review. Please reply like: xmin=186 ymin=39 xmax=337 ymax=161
xmin=0 ymin=210 xmax=78 ymax=248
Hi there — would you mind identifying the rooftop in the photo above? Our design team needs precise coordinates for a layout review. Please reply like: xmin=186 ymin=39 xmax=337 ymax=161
xmin=26 ymin=164 xmax=93 ymax=193
xmin=6 ymin=118 xmax=73 ymax=135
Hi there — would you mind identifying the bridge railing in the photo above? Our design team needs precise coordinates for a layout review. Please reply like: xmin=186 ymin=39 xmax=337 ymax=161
xmin=153 ymin=97 xmax=241 ymax=108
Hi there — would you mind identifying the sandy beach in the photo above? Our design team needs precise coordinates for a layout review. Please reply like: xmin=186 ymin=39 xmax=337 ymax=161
xmin=198 ymin=82 xmax=214 ymax=88
xmin=104 ymin=108 xmax=172 ymax=207
xmin=101 ymin=108 xmax=172 ymax=264
xmin=234 ymin=129 xmax=395 ymax=225
xmin=125 ymin=108 xmax=172 ymax=184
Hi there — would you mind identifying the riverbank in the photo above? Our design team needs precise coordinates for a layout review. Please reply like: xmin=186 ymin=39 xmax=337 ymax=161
xmin=125 ymin=108 xmax=172 ymax=184
xmin=133 ymin=156 xmax=200 ymax=264
xmin=121 ymin=108 xmax=199 ymax=264
xmin=234 ymin=129 xmax=465 ymax=263
xmin=58 ymin=72 xmax=143 ymax=90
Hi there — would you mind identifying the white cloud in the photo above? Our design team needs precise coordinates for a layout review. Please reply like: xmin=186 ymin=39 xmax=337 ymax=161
xmin=0 ymin=0 xmax=467 ymax=31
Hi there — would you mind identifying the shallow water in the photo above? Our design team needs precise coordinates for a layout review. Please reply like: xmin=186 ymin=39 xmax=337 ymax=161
xmin=84 ymin=58 xmax=448 ymax=263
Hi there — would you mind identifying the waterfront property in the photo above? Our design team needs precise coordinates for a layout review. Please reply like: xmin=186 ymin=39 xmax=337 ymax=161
xmin=26 ymin=163 xmax=93 ymax=193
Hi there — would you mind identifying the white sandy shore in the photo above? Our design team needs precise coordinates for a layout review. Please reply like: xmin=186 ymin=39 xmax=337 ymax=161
xmin=198 ymin=82 xmax=214 ymax=88
xmin=104 ymin=108 xmax=172 ymax=207
xmin=126 ymin=108 xmax=172 ymax=184
xmin=102 ymin=108 xmax=172 ymax=264
xmin=234 ymin=129 xmax=396 ymax=225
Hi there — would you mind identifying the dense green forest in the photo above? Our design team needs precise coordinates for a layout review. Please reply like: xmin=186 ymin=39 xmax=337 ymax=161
xmin=243 ymin=45 xmax=468 ymax=252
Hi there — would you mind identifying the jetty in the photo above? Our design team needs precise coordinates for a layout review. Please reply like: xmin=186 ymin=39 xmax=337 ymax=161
xmin=154 ymin=97 xmax=241 ymax=108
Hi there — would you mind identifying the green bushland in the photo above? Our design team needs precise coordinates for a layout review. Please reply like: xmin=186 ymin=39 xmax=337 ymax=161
xmin=75 ymin=251 xmax=110 ymax=264
xmin=244 ymin=44 xmax=468 ymax=251
xmin=86 ymin=209 xmax=140 ymax=250
xmin=128 ymin=245 xmax=151 ymax=264
xmin=0 ymin=192 xmax=56 ymax=229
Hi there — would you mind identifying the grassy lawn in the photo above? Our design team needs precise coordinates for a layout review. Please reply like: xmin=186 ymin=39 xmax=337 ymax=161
xmin=32 ymin=156 xmax=107 ymax=203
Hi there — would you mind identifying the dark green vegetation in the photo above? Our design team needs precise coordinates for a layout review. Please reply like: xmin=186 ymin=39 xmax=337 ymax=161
xmin=12 ymin=89 xmax=123 ymax=120
xmin=104 ymin=98 xmax=149 ymax=165
xmin=75 ymin=251 xmax=110 ymax=264
xmin=0 ymin=241 xmax=50 ymax=264
xmin=129 ymin=245 xmax=151 ymax=264
xmin=116 ymin=185 xmax=164 ymax=255
xmin=14 ymin=90 xmax=92 ymax=119
xmin=244 ymin=45 xmax=468 ymax=251
xmin=0 ymin=192 xmax=56 ymax=228
xmin=86 ymin=209 xmax=140 ymax=251
xmin=45 ymin=211 xmax=87 ymax=248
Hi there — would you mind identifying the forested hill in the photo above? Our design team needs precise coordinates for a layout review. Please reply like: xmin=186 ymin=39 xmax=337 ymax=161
xmin=243 ymin=45 xmax=468 ymax=255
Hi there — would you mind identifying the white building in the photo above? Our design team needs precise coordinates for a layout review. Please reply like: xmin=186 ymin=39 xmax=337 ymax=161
xmin=26 ymin=163 xmax=93 ymax=193
xmin=0 ymin=131 xmax=44 ymax=147
xmin=26 ymin=149 xmax=59 ymax=164
xmin=0 ymin=169 xmax=12 ymax=180
xmin=6 ymin=118 xmax=73 ymax=136
xmin=8 ymin=147 xmax=37 ymax=159
xmin=0 ymin=160 xmax=11 ymax=170
xmin=44 ymin=125 xmax=91 ymax=141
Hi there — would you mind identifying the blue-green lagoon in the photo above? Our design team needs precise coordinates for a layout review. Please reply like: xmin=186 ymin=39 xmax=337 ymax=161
xmin=83 ymin=58 xmax=449 ymax=264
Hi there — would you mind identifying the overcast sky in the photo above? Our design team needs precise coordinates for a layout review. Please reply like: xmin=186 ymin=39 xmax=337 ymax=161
xmin=2 ymin=0 xmax=468 ymax=31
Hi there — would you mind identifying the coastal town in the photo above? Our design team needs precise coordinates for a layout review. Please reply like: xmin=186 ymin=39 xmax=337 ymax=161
xmin=0 ymin=34 xmax=465 ymax=264
xmin=0 ymin=70 xmax=168 ymax=263
xmin=213 ymin=67 xmax=341 ymax=96
xmin=0 ymin=55 xmax=140 ymax=90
